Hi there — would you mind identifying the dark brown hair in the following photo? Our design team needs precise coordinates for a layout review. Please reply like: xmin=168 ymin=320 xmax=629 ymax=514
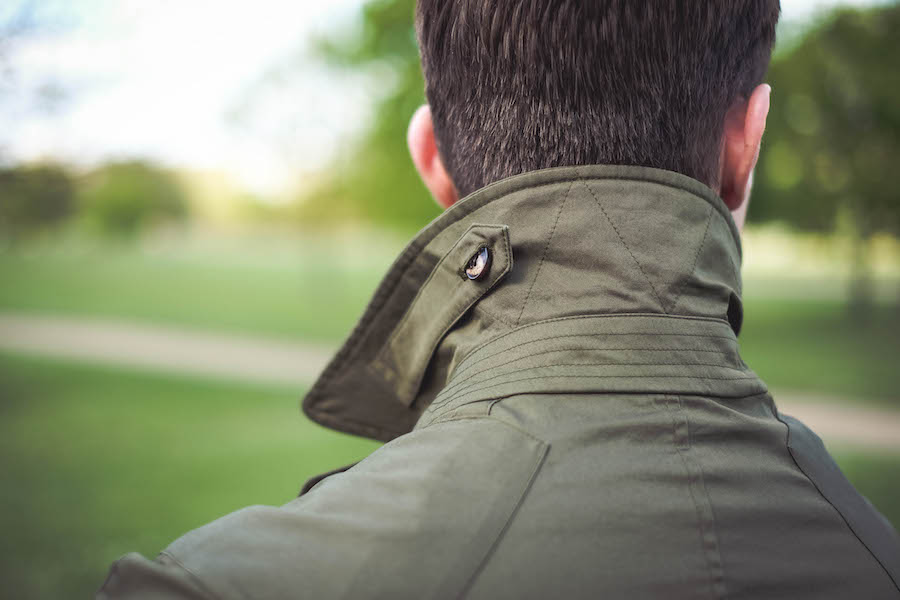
xmin=416 ymin=1 xmax=780 ymax=196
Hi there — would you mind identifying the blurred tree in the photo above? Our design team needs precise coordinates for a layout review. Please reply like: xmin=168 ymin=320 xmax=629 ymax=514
xmin=0 ymin=162 xmax=75 ymax=240
xmin=78 ymin=161 xmax=189 ymax=237
xmin=301 ymin=0 xmax=436 ymax=231
xmin=751 ymin=4 xmax=900 ymax=310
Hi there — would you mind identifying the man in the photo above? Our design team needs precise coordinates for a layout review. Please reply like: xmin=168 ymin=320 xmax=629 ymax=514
xmin=99 ymin=1 xmax=900 ymax=598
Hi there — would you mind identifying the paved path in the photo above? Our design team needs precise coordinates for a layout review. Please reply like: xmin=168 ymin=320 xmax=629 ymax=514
xmin=1 ymin=313 xmax=898 ymax=451
xmin=0 ymin=313 xmax=332 ymax=386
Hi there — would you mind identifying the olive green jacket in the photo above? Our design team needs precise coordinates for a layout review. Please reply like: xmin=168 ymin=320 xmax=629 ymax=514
xmin=99 ymin=165 xmax=900 ymax=599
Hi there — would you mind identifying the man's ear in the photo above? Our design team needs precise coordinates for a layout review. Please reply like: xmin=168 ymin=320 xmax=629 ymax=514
xmin=408 ymin=104 xmax=459 ymax=210
xmin=719 ymin=84 xmax=771 ymax=230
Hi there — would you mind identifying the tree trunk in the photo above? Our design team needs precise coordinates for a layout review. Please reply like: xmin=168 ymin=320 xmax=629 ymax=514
xmin=847 ymin=228 xmax=874 ymax=323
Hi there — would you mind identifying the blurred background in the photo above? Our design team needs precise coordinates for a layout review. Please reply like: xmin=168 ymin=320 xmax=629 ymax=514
xmin=0 ymin=0 xmax=898 ymax=597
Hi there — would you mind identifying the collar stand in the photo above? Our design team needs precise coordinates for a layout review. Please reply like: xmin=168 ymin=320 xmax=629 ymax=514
xmin=303 ymin=165 xmax=745 ymax=441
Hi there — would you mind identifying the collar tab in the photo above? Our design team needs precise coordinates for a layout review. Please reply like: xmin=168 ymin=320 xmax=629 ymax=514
xmin=368 ymin=224 xmax=512 ymax=408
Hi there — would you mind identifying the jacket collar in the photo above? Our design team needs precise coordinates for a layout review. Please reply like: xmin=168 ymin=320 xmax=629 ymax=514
xmin=302 ymin=165 xmax=760 ymax=441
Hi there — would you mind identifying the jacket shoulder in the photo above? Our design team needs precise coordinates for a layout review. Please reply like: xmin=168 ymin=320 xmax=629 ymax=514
xmin=778 ymin=412 xmax=900 ymax=591
xmin=103 ymin=417 xmax=548 ymax=600
xmin=97 ymin=551 xmax=215 ymax=599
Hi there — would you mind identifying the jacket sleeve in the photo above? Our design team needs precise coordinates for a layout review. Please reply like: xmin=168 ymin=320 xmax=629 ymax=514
xmin=95 ymin=417 xmax=548 ymax=599
xmin=97 ymin=551 xmax=216 ymax=600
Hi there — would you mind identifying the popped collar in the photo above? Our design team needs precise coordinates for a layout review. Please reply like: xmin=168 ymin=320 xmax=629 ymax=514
xmin=301 ymin=164 xmax=756 ymax=442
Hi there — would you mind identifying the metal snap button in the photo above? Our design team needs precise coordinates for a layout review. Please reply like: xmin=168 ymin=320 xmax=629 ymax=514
xmin=464 ymin=246 xmax=491 ymax=280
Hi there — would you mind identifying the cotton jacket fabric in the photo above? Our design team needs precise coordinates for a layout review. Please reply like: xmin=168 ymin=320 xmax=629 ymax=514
xmin=98 ymin=165 xmax=900 ymax=599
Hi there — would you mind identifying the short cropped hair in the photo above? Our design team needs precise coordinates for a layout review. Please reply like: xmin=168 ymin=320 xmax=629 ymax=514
xmin=415 ymin=1 xmax=780 ymax=196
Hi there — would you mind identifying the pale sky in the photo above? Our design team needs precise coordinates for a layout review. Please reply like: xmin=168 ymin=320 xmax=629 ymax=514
xmin=0 ymin=0 xmax=887 ymax=197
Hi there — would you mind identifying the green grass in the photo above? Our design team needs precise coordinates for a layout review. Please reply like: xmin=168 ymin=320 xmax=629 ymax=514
xmin=822 ymin=447 xmax=900 ymax=529
xmin=0 ymin=231 xmax=399 ymax=342
xmin=0 ymin=353 xmax=380 ymax=599
xmin=739 ymin=299 xmax=900 ymax=404
xmin=0 ymin=354 xmax=896 ymax=599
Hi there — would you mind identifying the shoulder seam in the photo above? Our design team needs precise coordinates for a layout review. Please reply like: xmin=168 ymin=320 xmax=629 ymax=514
xmin=775 ymin=414 xmax=900 ymax=591
xmin=454 ymin=416 xmax=550 ymax=597
xmin=157 ymin=551 xmax=222 ymax=600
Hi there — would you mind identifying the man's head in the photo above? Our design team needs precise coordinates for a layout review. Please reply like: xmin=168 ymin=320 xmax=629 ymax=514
xmin=408 ymin=1 xmax=780 ymax=227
